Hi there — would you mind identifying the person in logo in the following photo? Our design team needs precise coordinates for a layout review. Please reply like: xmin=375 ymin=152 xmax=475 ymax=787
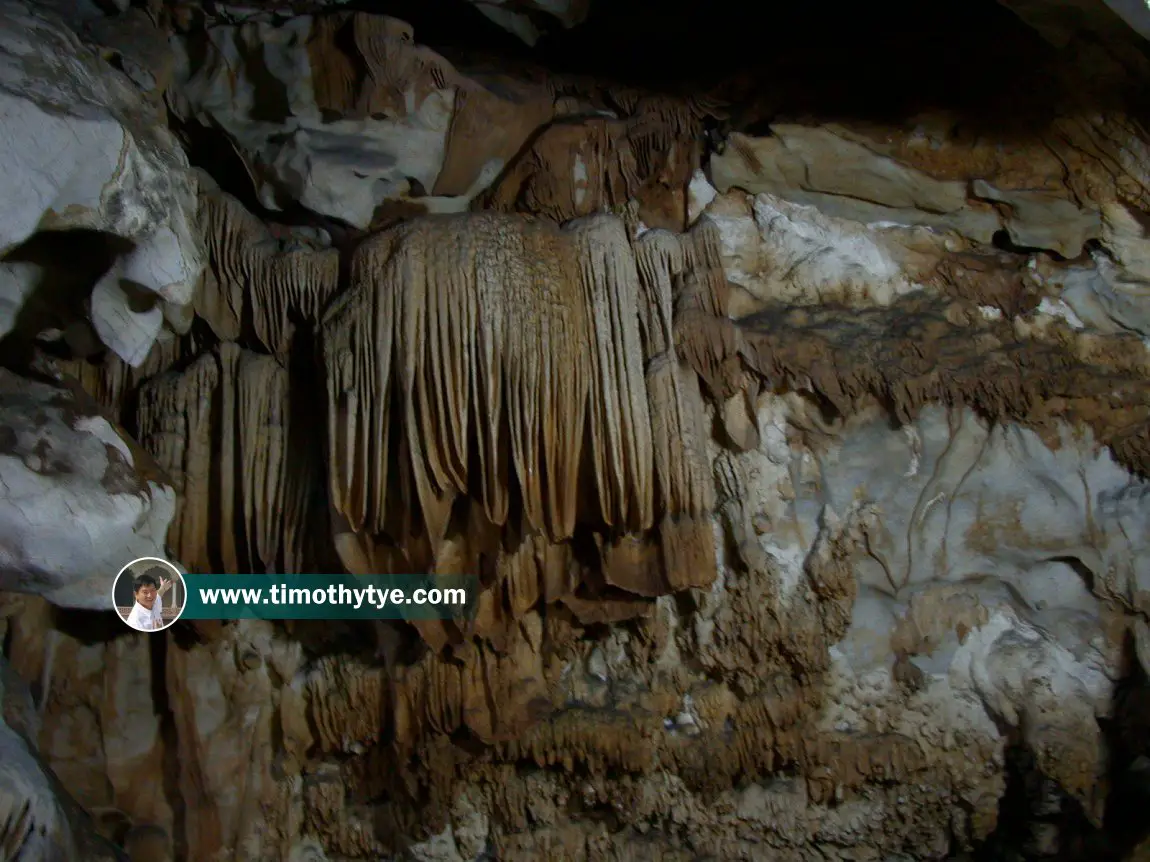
xmin=124 ymin=568 xmax=173 ymax=631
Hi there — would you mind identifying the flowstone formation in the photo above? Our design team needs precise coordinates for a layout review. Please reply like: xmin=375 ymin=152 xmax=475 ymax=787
xmin=3 ymin=0 xmax=1150 ymax=860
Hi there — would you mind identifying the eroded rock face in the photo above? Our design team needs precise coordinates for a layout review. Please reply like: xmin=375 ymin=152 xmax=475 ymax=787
xmin=71 ymin=402 xmax=1135 ymax=860
xmin=6 ymin=0 xmax=1150 ymax=860
xmin=0 ymin=369 xmax=175 ymax=609
xmin=0 ymin=0 xmax=204 ymax=367
xmin=741 ymin=402 xmax=1134 ymax=818
xmin=167 ymin=9 xmax=708 ymax=233
xmin=0 ymin=650 xmax=129 ymax=862
xmin=167 ymin=12 xmax=468 ymax=230
xmin=324 ymin=213 xmax=719 ymax=594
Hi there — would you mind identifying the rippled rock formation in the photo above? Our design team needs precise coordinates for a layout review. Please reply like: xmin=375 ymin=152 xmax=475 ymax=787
xmin=3 ymin=0 xmax=1150 ymax=860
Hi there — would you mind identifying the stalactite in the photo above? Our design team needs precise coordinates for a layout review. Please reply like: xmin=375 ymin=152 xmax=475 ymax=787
xmin=350 ymin=14 xmax=459 ymax=115
xmin=55 ymin=330 xmax=211 ymax=419
xmin=481 ymin=111 xmax=701 ymax=230
xmin=196 ymin=187 xmax=341 ymax=357
xmin=135 ymin=343 xmax=313 ymax=573
xmin=630 ymin=222 xmax=728 ymax=589
xmin=376 ymin=611 xmax=549 ymax=747
xmin=567 ymin=215 xmax=654 ymax=533
xmin=323 ymin=212 xmax=664 ymax=554
xmin=322 ymin=209 xmax=724 ymax=650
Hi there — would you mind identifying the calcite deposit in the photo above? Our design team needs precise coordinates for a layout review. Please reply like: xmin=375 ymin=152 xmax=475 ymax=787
xmin=0 ymin=0 xmax=203 ymax=366
xmin=0 ymin=369 xmax=176 ymax=609
xmin=3 ymin=0 xmax=1150 ymax=860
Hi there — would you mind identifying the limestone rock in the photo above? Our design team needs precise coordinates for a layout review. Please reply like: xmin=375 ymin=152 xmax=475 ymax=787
xmin=0 ymin=714 xmax=86 ymax=861
xmin=972 ymin=178 xmax=1102 ymax=258
xmin=481 ymin=103 xmax=703 ymax=231
xmin=1104 ymin=0 xmax=1150 ymax=40
xmin=9 ymin=3 xmax=1150 ymax=858
xmin=0 ymin=649 xmax=36 ymax=746
xmin=467 ymin=0 xmax=590 ymax=46
xmin=189 ymin=0 xmax=588 ymax=47
xmin=455 ymin=402 xmax=1141 ymax=856
xmin=0 ymin=263 xmax=39 ymax=340
xmin=0 ymin=368 xmax=175 ymax=610
xmin=195 ymin=182 xmax=341 ymax=355
xmin=81 ymin=7 xmax=177 ymax=100
xmin=681 ymin=292 xmax=1150 ymax=479
xmin=2 ymin=599 xmax=173 ymax=842
xmin=55 ymin=327 xmax=208 ymax=420
xmin=0 ymin=654 xmax=129 ymax=862
xmin=166 ymin=620 xmax=307 ymax=862
xmin=709 ymin=125 xmax=1002 ymax=243
xmin=168 ymin=12 xmax=465 ymax=229
xmin=699 ymin=119 xmax=1150 ymax=339
xmin=755 ymin=402 xmax=1138 ymax=820
xmin=323 ymin=212 xmax=721 ymax=632
xmin=707 ymin=120 xmax=1138 ymax=298
xmin=703 ymin=191 xmax=946 ymax=310
xmin=1038 ymin=202 xmax=1150 ymax=337
xmin=686 ymin=169 xmax=717 ymax=225
xmin=0 ymin=0 xmax=204 ymax=366
xmin=135 ymin=343 xmax=319 ymax=575
xmin=794 ymin=406 xmax=1145 ymax=603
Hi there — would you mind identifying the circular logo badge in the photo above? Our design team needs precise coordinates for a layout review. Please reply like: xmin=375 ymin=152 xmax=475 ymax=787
xmin=113 ymin=557 xmax=186 ymax=632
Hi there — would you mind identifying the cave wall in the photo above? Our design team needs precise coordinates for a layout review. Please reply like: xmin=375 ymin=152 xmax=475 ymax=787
xmin=3 ymin=0 xmax=1150 ymax=860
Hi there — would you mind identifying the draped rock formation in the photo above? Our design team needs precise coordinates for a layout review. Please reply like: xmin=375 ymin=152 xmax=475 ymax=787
xmin=195 ymin=180 xmax=341 ymax=357
xmin=5 ymin=0 xmax=1150 ymax=860
xmin=135 ymin=344 xmax=317 ymax=576
xmin=324 ymin=212 xmax=721 ymax=612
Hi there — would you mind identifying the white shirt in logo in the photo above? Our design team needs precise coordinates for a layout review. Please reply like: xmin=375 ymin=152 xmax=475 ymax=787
xmin=126 ymin=602 xmax=155 ymax=631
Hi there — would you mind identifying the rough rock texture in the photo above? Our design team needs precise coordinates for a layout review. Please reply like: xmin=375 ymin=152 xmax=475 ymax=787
xmin=0 ymin=648 xmax=128 ymax=862
xmin=480 ymin=103 xmax=705 ymax=232
xmin=164 ymin=8 xmax=558 ymax=231
xmin=195 ymin=179 xmax=341 ymax=356
xmin=5 ymin=0 xmax=1150 ymax=860
xmin=0 ymin=0 xmax=204 ymax=366
xmin=168 ymin=11 xmax=497 ymax=229
xmin=166 ymin=9 xmax=709 ymax=233
xmin=324 ymin=212 xmax=719 ymax=597
xmin=0 ymin=368 xmax=176 ymax=609
xmin=135 ymin=342 xmax=321 ymax=576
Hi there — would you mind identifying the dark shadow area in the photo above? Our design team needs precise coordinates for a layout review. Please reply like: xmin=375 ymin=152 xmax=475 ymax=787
xmin=344 ymin=0 xmax=535 ymax=60
xmin=166 ymin=110 xmax=362 ymax=250
xmin=151 ymin=629 xmax=187 ymax=862
xmin=0 ymin=229 xmax=137 ymax=370
xmin=969 ymin=740 xmax=1116 ymax=861
xmin=992 ymin=230 xmax=1070 ymax=260
xmin=52 ymin=607 xmax=135 ymax=645
xmin=354 ymin=0 xmax=1070 ymax=126
xmin=284 ymin=320 xmax=347 ymax=575
xmin=169 ymin=0 xmax=1150 ymax=221
xmin=970 ymin=639 xmax=1150 ymax=861
xmin=1099 ymin=648 xmax=1150 ymax=852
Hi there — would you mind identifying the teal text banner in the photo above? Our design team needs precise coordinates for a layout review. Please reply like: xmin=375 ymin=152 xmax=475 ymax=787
xmin=180 ymin=574 xmax=479 ymax=620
